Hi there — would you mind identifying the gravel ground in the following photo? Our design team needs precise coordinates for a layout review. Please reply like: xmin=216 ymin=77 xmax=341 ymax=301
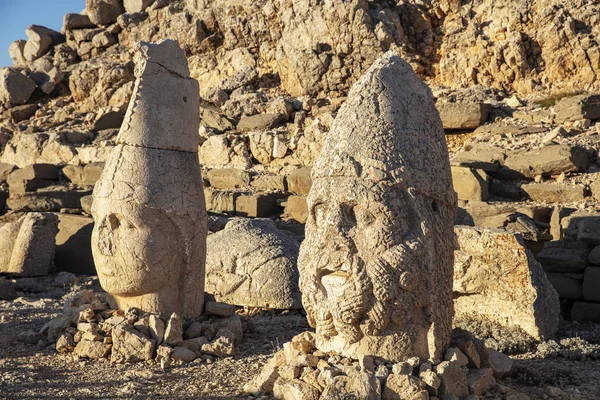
xmin=2 ymin=274 xmax=600 ymax=400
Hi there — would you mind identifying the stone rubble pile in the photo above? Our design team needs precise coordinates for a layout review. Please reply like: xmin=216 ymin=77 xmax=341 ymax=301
xmin=43 ymin=290 xmax=245 ymax=364
xmin=245 ymin=331 xmax=520 ymax=400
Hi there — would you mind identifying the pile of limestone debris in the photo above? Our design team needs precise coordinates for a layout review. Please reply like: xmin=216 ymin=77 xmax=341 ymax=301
xmin=42 ymin=290 xmax=245 ymax=365
xmin=244 ymin=331 xmax=521 ymax=400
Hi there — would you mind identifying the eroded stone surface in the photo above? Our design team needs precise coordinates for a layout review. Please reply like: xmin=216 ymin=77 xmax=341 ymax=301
xmin=206 ymin=218 xmax=301 ymax=309
xmin=91 ymin=40 xmax=207 ymax=319
xmin=298 ymin=52 xmax=457 ymax=362
xmin=454 ymin=226 xmax=560 ymax=340
xmin=0 ymin=212 xmax=58 ymax=276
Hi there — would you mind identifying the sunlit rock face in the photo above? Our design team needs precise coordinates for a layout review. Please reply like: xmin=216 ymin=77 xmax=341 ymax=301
xmin=298 ymin=52 xmax=457 ymax=363
xmin=91 ymin=40 xmax=207 ymax=319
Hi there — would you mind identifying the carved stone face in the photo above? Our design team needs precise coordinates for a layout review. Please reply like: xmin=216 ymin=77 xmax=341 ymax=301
xmin=92 ymin=199 xmax=184 ymax=297
xmin=299 ymin=173 xmax=432 ymax=349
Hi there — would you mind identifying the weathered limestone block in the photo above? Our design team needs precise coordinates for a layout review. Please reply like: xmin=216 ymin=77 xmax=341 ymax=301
xmin=206 ymin=218 xmax=301 ymax=309
xmin=454 ymin=226 xmax=559 ymax=340
xmin=298 ymin=52 xmax=457 ymax=362
xmin=286 ymin=168 xmax=312 ymax=195
xmin=8 ymin=41 xmax=27 ymax=67
xmin=451 ymin=166 xmax=489 ymax=201
xmin=124 ymin=0 xmax=154 ymax=14
xmin=24 ymin=25 xmax=64 ymax=62
xmin=436 ymin=102 xmax=492 ymax=130
xmin=86 ymin=0 xmax=125 ymax=26
xmin=206 ymin=168 xmax=250 ymax=189
xmin=63 ymin=13 xmax=95 ymax=31
xmin=235 ymin=194 xmax=277 ymax=217
xmin=7 ymin=164 xmax=59 ymax=195
xmin=0 ymin=213 xmax=58 ymax=276
xmin=503 ymin=145 xmax=589 ymax=179
xmin=0 ymin=68 xmax=36 ymax=106
xmin=282 ymin=195 xmax=308 ymax=223
xmin=91 ymin=40 xmax=207 ymax=319
xmin=554 ymin=94 xmax=600 ymax=123
xmin=521 ymin=183 xmax=586 ymax=203
xmin=111 ymin=324 xmax=155 ymax=363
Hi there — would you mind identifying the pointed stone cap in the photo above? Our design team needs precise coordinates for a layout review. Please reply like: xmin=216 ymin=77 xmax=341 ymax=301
xmin=117 ymin=39 xmax=200 ymax=153
xmin=313 ymin=51 xmax=456 ymax=206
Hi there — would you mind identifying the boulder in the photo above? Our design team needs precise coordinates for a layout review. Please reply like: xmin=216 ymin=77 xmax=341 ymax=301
xmin=435 ymin=361 xmax=469 ymax=398
xmin=74 ymin=340 xmax=111 ymax=359
xmin=578 ymin=217 xmax=600 ymax=245
xmin=204 ymin=189 xmax=237 ymax=214
xmin=273 ymin=379 xmax=320 ymax=400
xmin=251 ymin=174 xmax=286 ymax=191
xmin=206 ymin=168 xmax=250 ymax=189
xmin=321 ymin=369 xmax=381 ymax=400
xmin=55 ymin=215 xmax=95 ymax=275
xmin=454 ymin=226 xmax=560 ymax=341
xmin=451 ymin=144 xmax=505 ymax=173
xmin=286 ymin=168 xmax=312 ymax=195
xmin=503 ymin=145 xmax=589 ymax=179
xmin=436 ymin=102 xmax=492 ymax=130
xmin=7 ymin=164 xmax=59 ymax=195
xmin=521 ymin=183 xmax=586 ymax=203
xmin=487 ymin=349 xmax=514 ymax=378
xmin=467 ymin=368 xmax=496 ymax=395
xmin=123 ymin=0 xmax=154 ymax=14
xmin=63 ymin=13 xmax=95 ymax=30
xmin=382 ymin=374 xmax=428 ymax=400
xmin=235 ymin=194 xmax=277 ymax=218
xmin=0 ymin=213 xmax=59 ymax=276
xmin=3 ymin=104 xmax=37 ymax=123
xmin=206 ymin=218 xmax=301 ymax=309
xmin=0 ymin=163 xmax=17 ymax=182
xmin=536 ymin=247 xmax=589 ymax=273
xmin=237 ymin=113 xmax=285 ymax=132
xmin=451 ymin=166 xmax=489 ymax=201
xmin=111 ymin=324 xmax=155 ymax=363
xmin=0 ymin=68 xmax=36 ymax=106
xmin=86 ymin=0 xmax=125 ymax=26
xmin=282 ymin=195 xmax=308 ymax=223
xmin=24 ymin=25 xmax=64 ymax=62
xmin=30 ymin=58 xmax=64 ymax=95
xmin=8 ymin=41 xmax=27 ymax=67
xmin=554 ymin=94 xmax=600 ymax=123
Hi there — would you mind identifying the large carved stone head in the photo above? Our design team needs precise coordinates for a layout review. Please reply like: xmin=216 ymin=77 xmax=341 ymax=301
xmin=91 ymin=40 xmax=207 ymax=319
xmin=298 ymin=52 xmax=457 ymax=362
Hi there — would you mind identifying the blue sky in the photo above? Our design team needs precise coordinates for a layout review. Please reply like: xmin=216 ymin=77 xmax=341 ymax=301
xmin=0 ymin=0 xmax=85 ymax=67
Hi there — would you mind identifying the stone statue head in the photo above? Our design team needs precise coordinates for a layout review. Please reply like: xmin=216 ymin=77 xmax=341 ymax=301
xmin=298 ymin=52 xmax=457 ymax=362
xmin=91 ymin=40 xmax=206 ymax=319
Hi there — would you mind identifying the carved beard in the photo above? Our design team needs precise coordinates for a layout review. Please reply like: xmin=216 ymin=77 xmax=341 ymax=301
xmin=301 ymin=235 xmax=423 ymax=344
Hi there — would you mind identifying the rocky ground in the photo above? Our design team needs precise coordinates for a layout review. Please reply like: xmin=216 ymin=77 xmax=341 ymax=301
xmin=1 ymin=273 xmax=600 ymax=399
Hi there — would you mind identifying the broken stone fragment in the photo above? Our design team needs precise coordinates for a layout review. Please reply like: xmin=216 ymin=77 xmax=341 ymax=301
xmin=86 ymin=0 xmax=125 ymax=26
xmin=0 ymin=212 xmax=58 ymax=277
xmin=454 ymin=226 xmax=559 ymax=341
xmin=206 ymin=218 xmax=301 ymax=309
xmin=111 ymin=324 xmax=155 ymax=363
xmin=0 ymin=68 xmax=36 ymax=106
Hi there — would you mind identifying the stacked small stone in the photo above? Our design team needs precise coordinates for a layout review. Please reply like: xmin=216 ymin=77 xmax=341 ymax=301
xmin=46 ymin=291 xmax=243 ymax=364
xmin=245 ymin=332 xmax=516 ymax=399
